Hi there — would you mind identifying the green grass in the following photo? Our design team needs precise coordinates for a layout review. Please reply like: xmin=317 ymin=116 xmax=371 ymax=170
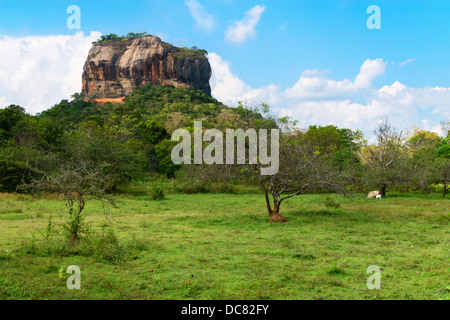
xmin=0 ymin=190 xmax=448 ymax=300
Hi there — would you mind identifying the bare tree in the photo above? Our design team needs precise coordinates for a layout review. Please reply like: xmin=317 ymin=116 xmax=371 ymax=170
xmin=441 ymin=120 xmax=450 ymax=137
xmin=359 ymin=117 xmax=406 ymax=196
xmin=182 ymin=109 xmax=350 ymax=223
xmin=23 ymin=156 xmax=117 ymax=244
xmin=253 ymin=127 xmax=348 ymax=222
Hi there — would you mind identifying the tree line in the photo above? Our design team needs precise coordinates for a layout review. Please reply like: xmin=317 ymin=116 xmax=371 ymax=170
xmin=181 ymin=103 xmax=449 ymax=221
xmin=0 ymin=85 xmax=448 ymax=226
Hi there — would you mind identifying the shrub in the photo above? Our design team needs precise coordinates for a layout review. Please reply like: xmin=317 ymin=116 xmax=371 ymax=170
xmin=323 ymin=196 xmax=341 ymax=209
xmin=150 ymin=187 xmax=165 ymax=200
xmin=211 ymin=183 xmax=237 ymax=194
xmin=61 ymin=211 xmax=87 ymax=245
xmin=22 ymin=222 xmax=126 ymax=263
xmin=0 ymin=159 xmax=28 ymax=193
xmin=82 ymin=226 xmax=125 ymax=263
xmin=180 ymin=182 xmax=209 ymax=194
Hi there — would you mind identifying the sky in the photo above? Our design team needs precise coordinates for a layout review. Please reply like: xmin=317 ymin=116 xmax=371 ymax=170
xmin=0 ymin=0 xmax=449 ymax=139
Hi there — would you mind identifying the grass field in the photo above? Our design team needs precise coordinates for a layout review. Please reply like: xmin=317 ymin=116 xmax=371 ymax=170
xmin=0 ymin=187 xmax=448 ymax=300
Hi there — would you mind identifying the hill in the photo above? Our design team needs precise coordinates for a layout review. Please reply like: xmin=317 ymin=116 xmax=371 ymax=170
xmin=39 ymin=84 xmax=266 ymax=133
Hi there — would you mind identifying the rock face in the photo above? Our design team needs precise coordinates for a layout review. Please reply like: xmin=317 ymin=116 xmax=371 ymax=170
xmin=82 ymin=36 xmax=211 ymax=100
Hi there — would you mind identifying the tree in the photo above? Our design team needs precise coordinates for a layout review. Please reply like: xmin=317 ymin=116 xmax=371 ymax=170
xmin=0 ymin=105 xmax=27 ymax=144
xmin=19 ymin=127 xmax=146 ymax=244
xmin=65 ymin=128 xmax=146 ymax=190
xmin=304 ymin=125 xmax=363 ymax=180
xmin=404 ymin=122 xmax=450 ymax=197
xmin=253 ymin=120 xmax=351 ymax=222
xmin=0 ymin=158 xmax=28 ymax=193
xmin=435 ymin=154 xmax=450 ymax=198
xmin=126 ymin=32 xmax=147 ymax=39
xmin=406 ymin=129 xmax=441 ymax=192
xmin=21 ymin=141 xmax=118 ymax=245
xmin=24 ymin=158 xmax=117 ymax=245
xmin=436 ymin=120 xmax=450 ymax=197
xmin=182 ymin=105 xmax=353 ymax=222
xmin=359 ymin=117 xmax=407 ymax=196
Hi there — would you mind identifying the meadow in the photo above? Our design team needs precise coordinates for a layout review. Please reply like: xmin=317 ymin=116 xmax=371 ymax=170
xmin=0 ymin=185 xmax=448 ymax=300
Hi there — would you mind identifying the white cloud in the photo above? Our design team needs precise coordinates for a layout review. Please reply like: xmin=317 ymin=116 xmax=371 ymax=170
xmin=185 ymin=0 xmax=216 ymax=33
xmin=0 ymin=31 xmax=101 ymax=114
xmin=283 ymin=59 xmax=386 ymax=100
xmin=209 ymin=52 xmax=280 ymax=107
xmin=354 ymin=58 xmax=387 ymax=89
xmin=209 ymin=52 xmax=251 ymax=105
xmin=1 ymin=30 xmax=447 ymax=140
xmin=225 ymin=5 xmax=266 ymax=44
xmin=399 ymin=58 xmax=417 ymax=67
xmin=209 ymin=53 xmax=450 ymax=138
xmin=431 ymin=124 xmax=446 ymax=137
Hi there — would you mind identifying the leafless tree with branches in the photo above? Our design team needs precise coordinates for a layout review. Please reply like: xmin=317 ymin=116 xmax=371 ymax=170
xmin=22 ymin=156 xmax=118 ymax=244
xmin=359 ymin=117 xmax=407 ymax=196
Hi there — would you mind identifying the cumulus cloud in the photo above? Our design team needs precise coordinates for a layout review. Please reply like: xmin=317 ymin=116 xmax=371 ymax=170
xmin=209 ymin=52 xmax=280 ymax=107
xmin=209 ymin=53 xmax=450 ymax=138
xmin=209 ymin=52 xmax=251 ymax=104
xmin=185 ymin=0 xmax=216 ymax=33
xmin=431 ymin=124 xmax=447 ymax=137
xmin=0 ymin=31 xmax=101 ymax=114
xmin=354 ymin=58 xmax=387 ymax=89
xmin=225 ymin=5 xmax=265 ymax=44
xmin=1 ymin=30 xmax=447 ymax=139
xmin=283 ymin=59 xmax=386 ymax=100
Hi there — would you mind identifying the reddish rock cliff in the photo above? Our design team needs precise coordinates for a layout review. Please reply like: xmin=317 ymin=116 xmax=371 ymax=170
xmin=82 ymin=36 xmax=211 ymax=100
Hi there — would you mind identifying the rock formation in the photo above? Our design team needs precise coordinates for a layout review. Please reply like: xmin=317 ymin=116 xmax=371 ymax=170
xmin=82 ymin=35 xmax=211 ymax=101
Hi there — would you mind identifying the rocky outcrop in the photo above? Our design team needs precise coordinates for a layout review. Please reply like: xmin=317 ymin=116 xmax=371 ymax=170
xmin=82 ymin=36 xmax=211 ymax=100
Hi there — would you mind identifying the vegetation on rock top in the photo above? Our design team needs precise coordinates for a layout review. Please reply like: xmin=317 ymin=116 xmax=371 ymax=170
xmin=92 ymin=33 xmax=208 ymax=59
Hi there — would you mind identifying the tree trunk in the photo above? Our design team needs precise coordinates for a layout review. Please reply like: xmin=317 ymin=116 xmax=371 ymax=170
xmin=69 ymin=232 xmax=79 ymax=246
xmin=263 ymin=188 xmax=273 ymax=216
xmin=443 ymin=182 xmax=448 ymax=199
xmin=379 ymin=184 xmax=387 ymax=197
xmin=259 ymin=181 xmax=288 ymax=223
xmin=269 ymin=202 xmax=287 ymax=223
xmin=68 ymin=208 xmax=84 ymax=246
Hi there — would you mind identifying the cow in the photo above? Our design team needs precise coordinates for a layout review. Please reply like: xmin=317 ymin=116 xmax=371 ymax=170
xmin=367 ymin=191 xmax=380 ymax=199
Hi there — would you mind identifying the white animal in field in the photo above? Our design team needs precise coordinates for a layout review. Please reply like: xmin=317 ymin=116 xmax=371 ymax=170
xmin=376 ymin=195 xmax=382 ymax=199
xmin=367 ymin=191 xmax=380 ymax=199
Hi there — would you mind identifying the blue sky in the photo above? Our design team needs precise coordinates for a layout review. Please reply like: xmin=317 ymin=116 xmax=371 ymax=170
xmin=0 ymin=0 xmax=449 ymax=137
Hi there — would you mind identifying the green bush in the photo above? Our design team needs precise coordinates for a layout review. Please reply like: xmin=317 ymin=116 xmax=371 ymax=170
xmin=61 ymin=211 xmax=87 ymax=245
xmin=150 ymin=187 xmax=165 ymax=200
xmin=175 ymin=182 xmax=241 ymax=194
xmin=83 ymin=226 xmax=125 ymax=263
xmin=22 ymin=223 xmax=126 ymax=263
xmin=0 ymin=159 xmax=28 ymax=193
xmin=211 ymin=184 xmax=238 ymax=194
xmin=323 ymin=196 xmax=341 ymax=209
xmin=180 ymin=182 xmax=210 ymax=194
